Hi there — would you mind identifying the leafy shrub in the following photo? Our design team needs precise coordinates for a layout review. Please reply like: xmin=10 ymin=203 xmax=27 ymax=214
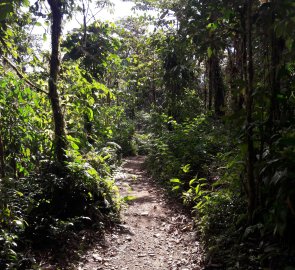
xmin=85 ymin=142 xmax=122 ymax=173
xmin=112 ymin=119 xmax=136 ymax=156
xmin=0 ymin=145 xmax=120 ymax=268
xmin=144 ymin=113 xmax=276 ymax=268
xmin=133 ymin=133 xmax=153 ymax=155
xmin=146 ymin=114 xmax=227 ymax=186
xmin=0 ymin=177 xmax=34 ymax=269
xmin=24 ymin=158 xmax=119 ymax=244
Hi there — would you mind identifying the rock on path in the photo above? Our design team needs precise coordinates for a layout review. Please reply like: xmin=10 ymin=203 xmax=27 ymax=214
xmin=78 ymin=156 xmax=203 ymax=270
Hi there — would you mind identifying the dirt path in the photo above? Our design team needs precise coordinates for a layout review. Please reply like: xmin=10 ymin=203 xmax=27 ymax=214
xmin=78 ymin=156 xmax=203 ymax=270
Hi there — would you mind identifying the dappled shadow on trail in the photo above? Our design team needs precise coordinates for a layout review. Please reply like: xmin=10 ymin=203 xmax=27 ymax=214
xmin=34 ymin=227 xmax=108 ymax=269
xmin=77 ymin=155 xmax=203 ymax=270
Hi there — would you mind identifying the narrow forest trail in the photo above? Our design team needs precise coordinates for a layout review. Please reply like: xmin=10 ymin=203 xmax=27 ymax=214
xmin=78 ymin=156 xmax=203 ymax=270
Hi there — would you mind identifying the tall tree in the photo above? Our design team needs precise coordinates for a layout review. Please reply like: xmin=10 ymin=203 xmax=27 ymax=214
xmin=47 ymin=0 xmax=67 ymax=164
xmin=245 ymin=0 xmax=256 ymax=223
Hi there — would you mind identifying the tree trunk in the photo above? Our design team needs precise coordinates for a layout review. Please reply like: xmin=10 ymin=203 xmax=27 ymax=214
xmin=241 ymin=4 xmax=247 ymax=109
xmin=208 ymin=58 xmax=213 ymax=110
xmin=246 ymin=0 xmax=256 ymax=223
xmin=47 ymin=0 xmax=67 ymax=164
xmin=82 ymin=0 xmax=87 ymax=48
xmin=204 ymin=61 xmax=208 ymax=110
xmin=267 ymin=0 xmax=282 ymax=135
xmin=227 ymin=44 xmax=243 ymax=112
xmin=152 ymin=69 xmax=156 ymax=105
xmin=212 ymin=55 xmax=225 ymax=116
xmin=208 ymin=54 xmax=225 ymax=116
xmin=0 ymin=131 xmax=5 ymax=178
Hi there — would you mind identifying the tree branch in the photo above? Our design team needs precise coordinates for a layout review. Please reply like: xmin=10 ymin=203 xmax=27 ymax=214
xmin=1 ymin=56 xmax=48 ymax=95
xmin=0 ymin=36 xmax=48 ymax=95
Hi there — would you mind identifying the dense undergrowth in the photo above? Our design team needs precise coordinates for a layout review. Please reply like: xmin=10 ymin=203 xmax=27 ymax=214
xmin=1 ymin=0 xmax=294 ymax=269
xmin=0 ymin=145 xmax=122 ymax=269
xmin=143 ymin=111 xmax=295 ymax=270
xmin=0 ymin=68 xmax=132 ymax=268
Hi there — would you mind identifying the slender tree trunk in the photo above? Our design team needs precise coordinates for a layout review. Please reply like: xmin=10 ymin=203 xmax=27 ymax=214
xmin=204 ymin=61 xmax=208 ymax=110
xmin=82 ymin=0 xmax=87 ymax=48
xmin=47 ymin=0 xmax=67 ymax=164
xmin=204 ymin=80 xmax=207 ymax=110
xmin=212 ymin=55 xmax=225 ymax=116
xmin=246 ymin=0 xmax=256 ymax=223
xmin=237 ymin=38 xmax=245 ymax=110
xmin=152 ymin=65 xmax=156 ymax=105
xmin=170 ymin=84 xmax=177 ymax=119
xmin=208 ymin=54 xmax=225 ymax=115
xmin=208 ymin=58 xmax=213 ymax=110
xmin=228 ymin=44 xmax=243 ymax=112
xmin=81 ymin=0 xmax=95 ymax=144
xmin=227 ymin=47 xmax=236 ymax=111
xmin=241 ymin=3 xmax=248 ymax=97
xmin=268 ymin=0 xmax=282 ymax=135
xmin=0 ymin=131 xmax=5 ymax=178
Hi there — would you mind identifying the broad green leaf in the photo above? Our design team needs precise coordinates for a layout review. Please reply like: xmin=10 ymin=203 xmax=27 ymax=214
xmin=181 ymin=164 xmax=190 ymax=173
xmin=88 ymin=97 xmax=95 ymax=106
xmin=70 ymin=141 xmax=79 ymax=150
xmin=189 ymin=178 xmax=197 ymax=186
xmin=206 ymin=22 xmax=218 ymax=31
xmin=170 ymin=178 xmax=181 ymax=183
xmin=22 ymin=0 xmax=30 ymax=7
xmin=87 ymin=168 xmax=98 ymax=176
xmin=87 ymin=107 xmax=94 ymax=121
xmin=43 ymin=33 xmax=47 ymax=42
xmin=16 ymin=191 xmax=24 ymax=197
xmin=195 ymin=184 xmax=200 ymax=196
xmin=172 ymin=185 xmax=180 ymax=191
xmin=123 ymin=195 xmax=137 ymax=202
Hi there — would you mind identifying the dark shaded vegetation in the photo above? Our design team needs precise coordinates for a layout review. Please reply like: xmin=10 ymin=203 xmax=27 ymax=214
xmin=0 ymin=149 xmax=121 ymax=268
xmin=134 ymin=0 xmax=295 ymax=269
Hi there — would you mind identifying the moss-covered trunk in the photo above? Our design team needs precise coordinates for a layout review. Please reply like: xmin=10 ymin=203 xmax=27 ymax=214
xmin=47 ymin=0 xmax=67 ymax=164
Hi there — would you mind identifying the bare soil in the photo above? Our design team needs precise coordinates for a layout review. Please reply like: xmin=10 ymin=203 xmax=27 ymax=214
xmin=77 ymin=156 xmax=203 ymax=270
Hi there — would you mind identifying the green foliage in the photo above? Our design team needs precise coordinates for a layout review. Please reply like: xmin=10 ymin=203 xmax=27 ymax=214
xmin=0 ymin=70 xmax=52 ymax=177
xmin=132 ymin=132 xmax=153 ymax=155
xmin=62 ymin=21 xmax=120 ymax=81
xmin=257 ymin=129 xmax=295 ymax=242
xmin=0 ymin=179 xmax=29 ymax=269
xmin=0 ymin=0 xmax=294 ymax=268
xmin=111 ymin=118 xmax=136 ymax=156
xmin=146 ymin=113 xmax=227 ymax=185
xmin=0 ymin=147 xmax=120 ymax=267
xmin=0 ymin=14 xmax=125 ymax=267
